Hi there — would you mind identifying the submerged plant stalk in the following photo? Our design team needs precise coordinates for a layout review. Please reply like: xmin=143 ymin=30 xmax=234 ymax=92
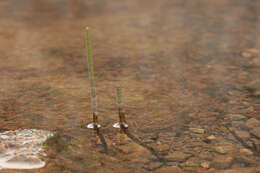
xmin=116 ymin=86 xmax=121 ymax=110
xmin=86 ymin=27 xmax=100 ymax=128
xmin=113 ymin=86 xmax=128 ymax=129
xmin=86 ymin=27 xmax=97 ymax=114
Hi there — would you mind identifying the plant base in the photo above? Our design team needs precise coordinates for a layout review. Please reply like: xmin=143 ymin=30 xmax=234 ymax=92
xmin=113 ymin=122 xmax=128 ymax=128
xmin=87 ymin=123 xmax=101 ymax=129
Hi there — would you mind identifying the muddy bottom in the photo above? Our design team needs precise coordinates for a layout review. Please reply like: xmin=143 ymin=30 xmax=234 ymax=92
xmin=0 ymin=0 xmax=260 ymax=172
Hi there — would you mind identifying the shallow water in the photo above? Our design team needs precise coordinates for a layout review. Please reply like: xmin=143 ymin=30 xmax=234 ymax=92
xmin=0 ymin=0 xmax=259 ymax=172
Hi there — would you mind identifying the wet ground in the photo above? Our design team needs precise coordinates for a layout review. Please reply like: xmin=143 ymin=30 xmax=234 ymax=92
xmin=0 ymin=0 xmax=260 ymax=172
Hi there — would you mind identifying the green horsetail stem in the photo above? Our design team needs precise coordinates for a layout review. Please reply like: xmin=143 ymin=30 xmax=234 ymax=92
xmin=116 ymin=86 xmax=121 ymax=109
xmin=115 ymin=86 xmax=128 ymax=128
xmin=86 ymin=27 xmax=97 ymax=114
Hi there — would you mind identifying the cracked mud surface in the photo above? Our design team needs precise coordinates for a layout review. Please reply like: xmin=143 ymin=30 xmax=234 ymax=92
xmin=0 ymin=0 xmax=260 ymax=172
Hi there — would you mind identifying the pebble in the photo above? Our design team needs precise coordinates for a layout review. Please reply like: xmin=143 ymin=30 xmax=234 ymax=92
xmin=241 ymin=48 xmax=259 ymax=58
xmin=245 ymin=80 xmax=260 ymax=97
xmin=239 ymin=148 xmax=253 ymax=155
xmin=207 ymin=135 xmax=216 ymax=141
xmin=250 ymin=58 xmax=260 ymax=67
xmin=242 ymin=51 xmax=253 ymax=58
xmin=246 ymin=118 xmax=260 ymax=129
xmin=226 ymin=114 xmax=247 ymax=121
xmin=234 ymin=130 xmax=250 ymax=140
xmin=215 ymin=146 xmax=226 ymax=154
xmin=201 ymin=161 xmax=210 ymax=169
xmin=251 ymin=127 xmax=260 ymax=138
xmin=215 ymin=146 xmax=232 ymax=154
xmin=189 ymin=128 xmax=205 ymax=134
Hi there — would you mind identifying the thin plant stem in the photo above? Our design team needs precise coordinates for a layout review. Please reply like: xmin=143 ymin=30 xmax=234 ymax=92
xmin=86 ymin=27 xmax=97 ymax=116
xmin=116 ymin=86 xmax=121 ymax=110
xmin=116 ymin=86 xmax=127 ymax=128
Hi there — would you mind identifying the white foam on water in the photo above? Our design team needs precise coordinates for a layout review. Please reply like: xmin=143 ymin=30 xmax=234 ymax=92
xmin=0 ymin=129 xmax=53 ymax=170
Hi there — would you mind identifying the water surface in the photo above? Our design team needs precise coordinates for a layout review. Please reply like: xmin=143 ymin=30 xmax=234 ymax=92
xmin=0 ymin=0 xmax=259 ymax=172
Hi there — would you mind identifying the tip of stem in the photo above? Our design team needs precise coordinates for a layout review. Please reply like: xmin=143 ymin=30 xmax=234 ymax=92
xmin=86 ymin=27 xmax=89 ymax=30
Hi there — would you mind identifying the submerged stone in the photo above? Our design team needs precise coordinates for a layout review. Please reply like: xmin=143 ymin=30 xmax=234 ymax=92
xmin=245 ymin=79 xmax=260 ymax=97
xmin=226 ymin=114 xmax=247 ymax=121
xmin=201 ymin=161 xmax=210 ymax=169
xmin=251 ymin=127 xmax=260 ymax=138
xmin=0 ymin=129 xmax=53 ymax=170
xmin=207 ymin=135 xmax=216 ymax=141
xmin=189 ymin=128 xmax=205 ymax=134
xmin=246 ymin=118 xmax=260 ymax=129
xmin=234 ymin=130 xmax=250 ymax=140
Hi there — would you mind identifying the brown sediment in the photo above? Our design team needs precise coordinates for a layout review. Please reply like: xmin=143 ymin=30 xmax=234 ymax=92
xmin=0 ymin=0 xmax=260 ymax=172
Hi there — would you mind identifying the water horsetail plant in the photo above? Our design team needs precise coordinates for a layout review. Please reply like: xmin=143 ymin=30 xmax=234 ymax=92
xmin=86 ymin=27 xmax=101 ymax=129
xmin=113 ymin=86 xmax=128 ymax=129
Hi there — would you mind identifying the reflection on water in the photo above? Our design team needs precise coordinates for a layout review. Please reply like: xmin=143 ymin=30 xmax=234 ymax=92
xmin=0 ymin=129 xmax=53 ymax=170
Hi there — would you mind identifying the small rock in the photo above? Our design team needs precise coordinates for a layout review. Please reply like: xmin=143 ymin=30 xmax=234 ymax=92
xmin=239 ymin=148 xmax=253 ymax=155
xmin=241 ymin=48 xmax=259 ymax=58
xmin=250 ymin=58 xmax=260 ymax=67
xmin=156 ymin=141 xmax=161 ymax=145
xmin=246 ymin=118 xmax=260 ymax=129
xmin=215 ymin=146 xmax=226 ymax=154
xmin=212 ymin=156 xmax=233 ymax=169
xmin=234 ymin=130 xmax=250 ymax=140
xmin=201 ymin=161 xmax=210 ymax=169
xmin=245 ymin=80 xmax=260 ymax=97
xmin=189 ymin=128 xmax=205 ymax=134
xmin=242 ymin=51 xmax=253 ymax=58
xmin=165 ymin=152 xmax=191 ymax=162
xmin=226 ymin=114 xmax=247 ymax=121
xmin=215 ymin=146 xmax=231 ymax=154
xmin=153 ymin=166 xmax=182 ymax=173
xmin=251 ymin=127 xmax=260 ymax=138
xmin=207 ymin=135 xmax=216 ymax=141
